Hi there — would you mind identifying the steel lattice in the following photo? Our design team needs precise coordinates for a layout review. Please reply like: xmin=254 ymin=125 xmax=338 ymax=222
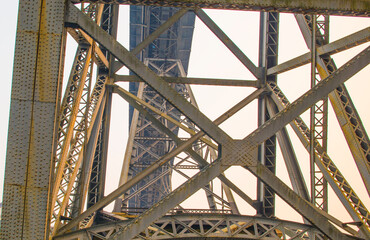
xmin=1 ymin=1 xmax=369 ymax=240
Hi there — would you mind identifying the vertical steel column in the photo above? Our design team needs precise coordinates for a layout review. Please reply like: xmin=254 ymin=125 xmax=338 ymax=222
xmin=257 ymin=11 xmax=279 ymax=217
xmin=0 ymin=0 xmax=66 ymax=239
xmin=87 ymin=4 xmax=119 ymax=210
xmin=309 ymin=14 xmax=329 ymax=212
xmin=296 ymin=13 xmax=370 ymax=194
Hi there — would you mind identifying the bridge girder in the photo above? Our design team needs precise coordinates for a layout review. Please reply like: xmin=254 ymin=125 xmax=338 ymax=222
xmin=1 ymin=0 xmax=369 ymax=240
xmin=74 ymin=0 xmax=370 ymax=17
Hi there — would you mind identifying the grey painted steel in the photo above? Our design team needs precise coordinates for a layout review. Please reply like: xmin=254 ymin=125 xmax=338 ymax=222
xmin=265 ymin=99 xmax=310 ymax=202
xmin=114 ymin=74 xmax=258 ymax=87
xmin=62 ymin=6 xmax=370 ymax=238
xmin=113 ymin=84 xmax=260 ymax=210
xmin=0 ymin=0 xmax=66 ymax=239
xmin=267 ymin=26 xmax=370 ymax=75
xmin=78 ymin=91 xmax=106 ymax=213
xmin=124 ymin=6 xmax=197 ymax=210
xmin=54 ymin=214 xmax=326 ymax=240
xmin=65 ymin=3 xmax=232 ymax=145
xmin=86 ymin=3 xmax=118 ymax=213
xmin=309 ymin=14 xmax=329 ymax=212
xmin=196 ymin=9 xmax=262 ymax=80
xmin=75 ymin=0 xmax=370 ymax=17
xmin=268 ymin=81 xmax=370 ymax=238
xmin=113 ymin=8 xmax=189 ymax=73
xmin=104 ymin=43 xmax=370 ymax=240
xmin=256 ymin=11 xmax=279 ymax=217
xmin=113 ymin=85 xmax=231 ymax=210
xmin=57 ymin=82 xmax=264 ymax=235
xmin=296 ymin=14 xmax=370 ymax=195
xmin=4 ymin=1 xmax=370 ymax=239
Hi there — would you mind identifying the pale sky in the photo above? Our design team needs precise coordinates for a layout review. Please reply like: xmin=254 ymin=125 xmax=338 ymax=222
xmin=1 ymin=1 xmax=369 ymax=228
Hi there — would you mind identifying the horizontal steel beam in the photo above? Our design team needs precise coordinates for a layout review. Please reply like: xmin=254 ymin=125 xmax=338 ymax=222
xmin=75 ymin=0 xmax=370 ymax=17
xmin=267 ymin=27 xmax=370 ymax=75
xmin=114 ymin=74 xmax=258 ymax=87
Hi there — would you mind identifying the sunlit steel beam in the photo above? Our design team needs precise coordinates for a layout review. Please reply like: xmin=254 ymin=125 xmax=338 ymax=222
xmin=0 ymin=0 xmax=67 ymax=238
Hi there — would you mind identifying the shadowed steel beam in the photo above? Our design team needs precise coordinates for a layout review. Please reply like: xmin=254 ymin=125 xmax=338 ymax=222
xmin=75 ymin=0 xmax=370 ymax=17
xmin=114 ymin=74 xmax=258 ymax=87
xmin=265 ymin=98 xmax=310 ymax=201
xmin=256 ymin=11 xmax=279 ymax=217
xmin=112 ymin=8 xmax=189 ymax=72
xmin=267 ymin=27 xmax=370 ymax=75
xmin=195 ymin=9 xmax=262 ymax=79
xmin=57 ymin=77 xmax=264 ymax=235
xmin=98 ymin=32 xmax=370 ymax=240
xmin=65 ymin=3 xmax=231 ymax=145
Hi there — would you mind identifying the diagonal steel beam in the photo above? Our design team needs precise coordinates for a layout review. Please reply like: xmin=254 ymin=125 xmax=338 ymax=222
xmin=112 ymin=8 xmax=189 ymax=72
xmin=246 ymin=46 xmax=369 ymax=145
xmin=296 ymin=14 xmax=370 ymax=195
xmin=74 ymin=0 xmax=370 ymax=17
xmin=112 ymin=85 xmax=217 ymax=149
xmin=265 ymin=97 xmax=361 ymax=236
xmin=57 ymin=79 xmax=264 ymax=235
xmin=114 ymin=85 xmax=226 ymax=208
xmin=114 ymin=84 xmax=259 ymax=210
xmin=64 ymin=4 xmax=369 ymax=239
xmin=268 ymin=82 xmax=370 ymax=237
xmin=195 ymin=9 xmax=262 ymax=79
xmin=267 ymin=27 xmax=370 ymax=75
xmin=265 ymin=99 xmax=310 ymax=201
xmin=65 ymin=3 xmax=231 ymax=145
xmin=104 ymin=38 xmax=370 ymax=240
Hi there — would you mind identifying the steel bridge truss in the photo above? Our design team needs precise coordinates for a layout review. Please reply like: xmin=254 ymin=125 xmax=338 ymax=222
xmin=54 ymin=214 xmax=326 ymax=240
xmin=1 ymin=0 xmax=370 ymax=240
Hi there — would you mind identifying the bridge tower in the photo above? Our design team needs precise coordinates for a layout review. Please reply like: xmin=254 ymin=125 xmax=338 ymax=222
xmin=1 ymin=1 xmax=369 ymax=240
